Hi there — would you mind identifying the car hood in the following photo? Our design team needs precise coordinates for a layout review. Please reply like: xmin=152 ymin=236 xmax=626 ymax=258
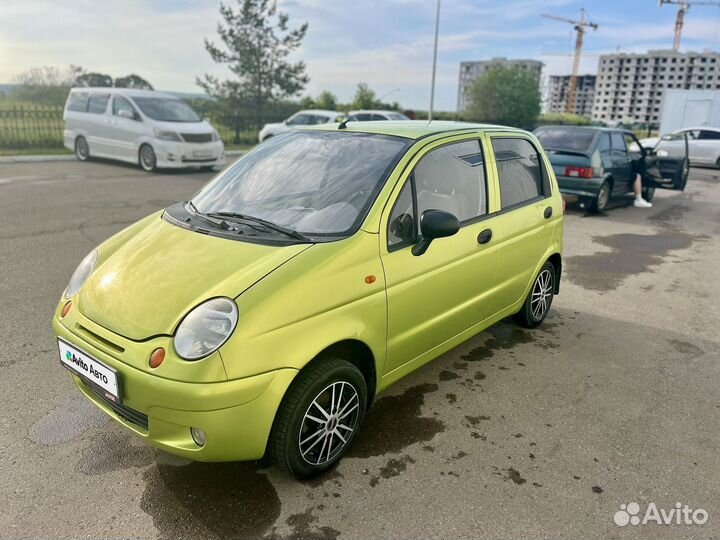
xmin=79 ymin=214 xmax=311 ymax=340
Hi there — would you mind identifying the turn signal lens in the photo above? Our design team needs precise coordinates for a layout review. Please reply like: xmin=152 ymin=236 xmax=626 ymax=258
xmin=364 ymin=275 xmax=377 ymax=284
xmin=61 ymin=301 xmax=72 ymax=318
xmin=149 ymin=348 xmax=166 ymax=369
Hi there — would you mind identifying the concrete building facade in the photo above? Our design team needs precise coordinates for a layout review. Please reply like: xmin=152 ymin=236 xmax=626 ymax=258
xmin=546 ymin=74 xmax=596 ymax=117
xmin=457 ymin=58 xmax=543 ymax=112
xmin=592 ymin=49 xmax=720 ymax=125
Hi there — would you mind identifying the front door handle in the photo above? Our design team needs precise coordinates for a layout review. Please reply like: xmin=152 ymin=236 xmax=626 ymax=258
xmin=544 ymin=206 xmax=553 ymax=219
xmin=477 ymin=228 xmax=492 ymax=245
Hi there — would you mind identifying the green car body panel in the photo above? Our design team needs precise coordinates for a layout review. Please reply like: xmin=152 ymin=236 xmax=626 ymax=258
xmin=52 ymin=121 xmax=564 ymax=462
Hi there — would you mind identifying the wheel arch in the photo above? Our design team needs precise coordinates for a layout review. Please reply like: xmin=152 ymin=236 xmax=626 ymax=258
xmin=547 ymin=253 xmax=562 ymax=294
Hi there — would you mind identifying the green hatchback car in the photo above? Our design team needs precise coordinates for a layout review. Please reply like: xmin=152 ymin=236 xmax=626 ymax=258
xmin=53 ymin=121 xmax=564 ymax=478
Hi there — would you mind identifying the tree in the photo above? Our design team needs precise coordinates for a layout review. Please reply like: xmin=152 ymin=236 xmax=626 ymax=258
xmin=464 ymin=66 xmax=540 ymax=128
xmin=315 ymin=90 xmax=337 ymax=110
xmin=352 ymin=82 xmax=377 ymax=109
xmin=76 ymin=72 xmax=113 ymax=87
xmin=115 ymin=74 xmax=153 ymax=90
xmin=198 ymin=0 xmax=309 ymax=115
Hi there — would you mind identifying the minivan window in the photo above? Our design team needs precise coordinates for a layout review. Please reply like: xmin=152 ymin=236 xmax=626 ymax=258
xmin=534 ymin=127 xmax=596 ymax=153
xmin=66 ymin=92 xmax=89 ymax=112
xmin=132 ymin=97 xmax=201 ymax=122
xmin=87 ymin=94 xmax=110 ymax=114
xmin=192 ymin=131 xmax=408 ymax=236
xmin=113 ymin=96 xmax=137 ymax=118
xmin=492 ymin=138 xmax=544 ymax=208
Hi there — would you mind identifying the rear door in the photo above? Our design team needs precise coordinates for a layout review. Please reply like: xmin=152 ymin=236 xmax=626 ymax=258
xmin=485 ymin=134 xmax=558 ymax=315
xmin=693 ymin=130 xmax=720 ymax=165
xmin=85 ymin=92 xmax=112 ymax=157
xmin=610 ymin=131 xmax=633 ymax=194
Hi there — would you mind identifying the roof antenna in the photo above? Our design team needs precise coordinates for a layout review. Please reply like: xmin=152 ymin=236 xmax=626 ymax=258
xmin=338 ymin=117 xmax=350 ymax=130
xmin=427 ymin=0 xmax=441 ymax=125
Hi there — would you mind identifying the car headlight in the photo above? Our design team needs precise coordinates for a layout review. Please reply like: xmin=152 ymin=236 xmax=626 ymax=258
xmin=174 ymin=297 xmax=238 ymax=360
xmin=154 ymin=128 xmax=182 ymax=142
xmin=211 ymin=130 xmax=220 ymax=142
xmin=64 ymin=249 xmax=98 ymax=299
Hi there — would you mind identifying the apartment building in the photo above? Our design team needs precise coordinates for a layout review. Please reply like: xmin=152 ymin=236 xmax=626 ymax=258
xmin=546 ymin=74 xmax=596 ymax=117
xmin=592 ymin=49 xmax=720 ymax=125
xmin=457 ymin=58 xmax=543 ymax=112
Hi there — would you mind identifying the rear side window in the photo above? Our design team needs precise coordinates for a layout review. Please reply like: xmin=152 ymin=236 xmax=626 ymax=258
xmin=492 ymin=138 xmax=544 ymax=209
xmin=610 ymin=132 xmax=626 ymax=152
xmin=698 ymin=130 xmax=720 ymax=140
xmin=66 ymin=92 xmax=89 ymax=112
xmin=598 ymin=133 xmax=611 ymax=153
xmin=87 ymin=94 xmax=110 ymax=114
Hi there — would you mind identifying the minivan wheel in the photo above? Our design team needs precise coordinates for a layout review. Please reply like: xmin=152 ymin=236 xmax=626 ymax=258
xmin=590 ymin=180 xmax=610 ymax=213
xmin=270 ymin=357 xmax=367 ymax=479
xmin=75 ymin=136 xmax=89 ymax=161
xmin=513 ymin=261 xmax=556 ymax=328
xmin=139 ymin=144 xmax=157 ymax=172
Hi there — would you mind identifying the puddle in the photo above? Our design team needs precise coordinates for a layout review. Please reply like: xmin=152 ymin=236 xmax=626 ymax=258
xmin=667 ymin=339 xmax=704 ymax=358
xmin=76 ymin=431 xmax=157 ymax=475
xmin=505 ymin=467 xmax=526 ymax=485
xmin=28 ymin=394 xmax=108 ymax=445
xmin=140 ymin=462 xmax=280 ymax=540
xmin=267 ymin=508 xmax=340 ymax=540
xmin=567 ymin=232 xmax=699 ymax=291
xmin=460 ymin=323 xmax=535 ymax=364
xmin=348 ymin=383 xmax=444 ymax=458
xmin=439 ymin=370 xmax=460 ymax=381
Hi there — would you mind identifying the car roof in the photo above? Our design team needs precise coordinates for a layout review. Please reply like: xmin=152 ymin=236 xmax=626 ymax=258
xmin=69 ymin=87 xmax=176 ymax=99
xmin=535 ymin=125 xmax=614 ymax=132
xmin=295 ymin=109 xmax=341 ymax=117
xmin=348 ymin=110 xmax=404 ymax=115
xmin=676 ymin=126 xmax=720 ymax=132
xmin=306 ymin=120 xmax=526 ymax=140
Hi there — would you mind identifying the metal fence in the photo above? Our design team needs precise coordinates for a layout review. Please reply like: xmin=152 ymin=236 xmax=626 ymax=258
xmin=0 ymin=104 xmax=296 ymax=150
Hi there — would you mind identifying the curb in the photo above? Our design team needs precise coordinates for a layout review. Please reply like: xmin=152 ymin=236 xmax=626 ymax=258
xmin=0 ymin=150 xmax=248 ymax=164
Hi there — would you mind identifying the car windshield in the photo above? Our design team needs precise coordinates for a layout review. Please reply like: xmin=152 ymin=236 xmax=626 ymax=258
xmin=191 ymin=131 xmax=408 ymax=236
xmin=132 ymin=97 xmax=201 ymax=122
xmin=535 ymin=127 xmax=596 ymax=153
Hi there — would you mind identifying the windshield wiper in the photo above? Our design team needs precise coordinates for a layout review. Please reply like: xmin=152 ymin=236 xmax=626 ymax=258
xmin=185 ymin=201 xmax=232 ymax=230
xmin=207 ymin=211 xmax=312 ymax=242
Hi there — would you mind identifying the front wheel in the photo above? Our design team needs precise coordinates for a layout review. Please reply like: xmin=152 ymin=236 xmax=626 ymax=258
xmin=590 ymin=180 xmax=610 ymax=213
xmin=75 ymin=136 xmax=89 ymax=161
xmin=139 ymin=144 xmax=157 ymax=172
xmin=513 ymin=261 xmax=556 ymax=328
xmin=269 ymin=357 xmax=367 ymax=479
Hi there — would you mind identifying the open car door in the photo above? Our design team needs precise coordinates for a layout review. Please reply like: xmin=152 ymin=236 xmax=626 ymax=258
xmin=627 ymin=131 xmax=689 ymax=191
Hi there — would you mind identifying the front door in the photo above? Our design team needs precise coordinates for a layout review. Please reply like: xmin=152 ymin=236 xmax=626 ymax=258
xmin=108 ymin=96 xmax=145 ymax=161
xmin=380 ymin=137 xmax=499 ymax=380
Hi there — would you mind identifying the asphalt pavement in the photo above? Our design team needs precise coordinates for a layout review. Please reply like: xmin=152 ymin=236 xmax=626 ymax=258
xmin=1 ymin=158 xmax=719 ymax=539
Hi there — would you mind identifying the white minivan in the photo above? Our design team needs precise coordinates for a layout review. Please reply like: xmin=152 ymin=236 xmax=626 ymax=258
xmin=63 ymin=88 xmax=225 ymax=172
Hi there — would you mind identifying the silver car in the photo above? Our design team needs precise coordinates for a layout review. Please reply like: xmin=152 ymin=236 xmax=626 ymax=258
xmin=640 ymin=127 xmax=720 ymax=168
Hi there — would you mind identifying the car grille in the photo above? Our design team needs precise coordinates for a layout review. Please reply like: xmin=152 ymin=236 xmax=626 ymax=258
xmin=86 ymin=383 xmax=149 ymax=430
xmin=181 ymin=133 xmax=213 ymax=143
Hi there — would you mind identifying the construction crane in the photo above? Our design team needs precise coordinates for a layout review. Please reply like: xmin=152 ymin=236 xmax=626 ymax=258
xmin=542 ymin=9 xmax=598 ymax=115
xmin=659 ymin=0 xmax=720 ymax=51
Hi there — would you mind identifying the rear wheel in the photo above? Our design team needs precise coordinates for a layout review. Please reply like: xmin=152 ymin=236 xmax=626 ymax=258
xmin=590 ymin=180 xmax=610 ymax=213
xmin=513 ymin=261 xmax=556 ymax=328
xmin=270 ymin=357 xmax=367 ymax=479
xmin=139 ymin=144 xmax=157 ymax=172
xmin=75 ymin=136 xmax=89 ymax=161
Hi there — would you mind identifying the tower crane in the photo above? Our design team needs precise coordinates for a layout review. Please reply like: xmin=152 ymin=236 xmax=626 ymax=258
xmin=659 ymin=0 xmax=720 ymax=51
xmin=542 ymin=9 xmax=598 ymax=114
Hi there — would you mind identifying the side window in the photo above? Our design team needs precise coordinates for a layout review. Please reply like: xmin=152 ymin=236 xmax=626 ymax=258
xmin=492 ymin=138 xmax=544 ymax=209
xmin=415 ymin=140 xmax=487 ymax=223
xmin=87 ymin=94 xmax=110 ymax=114
xmin=698 ymin=130 xmax=720 ymax=140
xmin=66 ymin=92 xmax=89 ymax=112
xmin=610 ymin=132 xmax=626 ymax=152
xmin=371 ymin=114 xmax=386 ymax=121
xmin=286 ymin=114 xmax=309 ymax=126
xmin=112 ymin=96 xmax=136 ymax=118
xmin=598 ymin=133 xmax=611 ymax=153
xmin=387 ymin=181 xmax=416 ymax=248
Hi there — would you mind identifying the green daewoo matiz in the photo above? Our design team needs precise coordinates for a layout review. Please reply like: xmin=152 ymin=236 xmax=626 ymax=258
xmin=53 ymin=121 xmax=564 ymax=478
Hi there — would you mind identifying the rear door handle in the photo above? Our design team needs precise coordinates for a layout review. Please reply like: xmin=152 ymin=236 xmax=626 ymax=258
xmin=544 ymin=206 xmax=553 ymax=219
xmin=477 ymin=228 xmax=492 ymax=245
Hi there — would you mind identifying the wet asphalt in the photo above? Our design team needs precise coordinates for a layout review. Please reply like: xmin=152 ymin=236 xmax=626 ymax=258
xmin=0 ymin=159 xmax=719 ymax=539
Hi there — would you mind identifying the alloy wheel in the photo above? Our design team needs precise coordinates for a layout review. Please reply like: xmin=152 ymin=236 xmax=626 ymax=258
xmin=530 ymin=269 xmax=554 ymax=321
xmin=298 ymin=381 xmax=360 ymax=466
xmin=75 ymin=137 xmax=89 ymax=160
xmin=597 ymin=183 xmax=609 ymax=210
xmin=140 ymin=145 xmax=156 ymax=171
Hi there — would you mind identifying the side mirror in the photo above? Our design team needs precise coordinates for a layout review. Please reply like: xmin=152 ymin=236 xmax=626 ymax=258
xmin=412 ymin=209 xmax=460 ymax=256
xmin=118 ymin=109 xmax=134 ymax=120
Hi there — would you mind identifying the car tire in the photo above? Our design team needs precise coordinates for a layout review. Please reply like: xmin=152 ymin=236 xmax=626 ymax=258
xmin=200 ymin=165 xmax=216 ymax=172
xmin=590 ymin=180 xmax=610 ymax=213
xmin=642 ymin=186 xmax=656 ymax=202
xmin=269 ymin=357 xmax=367 ymax=479
xmin=675 ymin=158 xmax=689 ymax=191
xmin=139 ymin=144 xmax=157 ymax=172
xmin=513 ymin=261 xmax=556 ymax=329
xmin=75 ymin=136 xmax=90 ymax=162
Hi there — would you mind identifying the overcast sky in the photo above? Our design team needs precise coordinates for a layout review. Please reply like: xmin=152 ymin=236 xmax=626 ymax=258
xmin=2 ymin=0 xmax=720 ymax=111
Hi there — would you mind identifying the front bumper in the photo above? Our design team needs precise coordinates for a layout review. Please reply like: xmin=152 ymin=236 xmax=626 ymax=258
xmin=556 ymin=175 xmax=603 ymax=199
xmin=153 ymin=140 xmax=225 ymax=169
xmin=52 ymin=315 xmax=297 ymax=461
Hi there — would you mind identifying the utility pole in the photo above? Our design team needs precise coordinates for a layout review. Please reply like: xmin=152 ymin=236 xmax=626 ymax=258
xmin=429 ymin=0 xmax=441 ymax=122
xmin=542 ymin=9 xmax=598 ymax=115
xmin=659 ymin=0 xmax=720 ymax=51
